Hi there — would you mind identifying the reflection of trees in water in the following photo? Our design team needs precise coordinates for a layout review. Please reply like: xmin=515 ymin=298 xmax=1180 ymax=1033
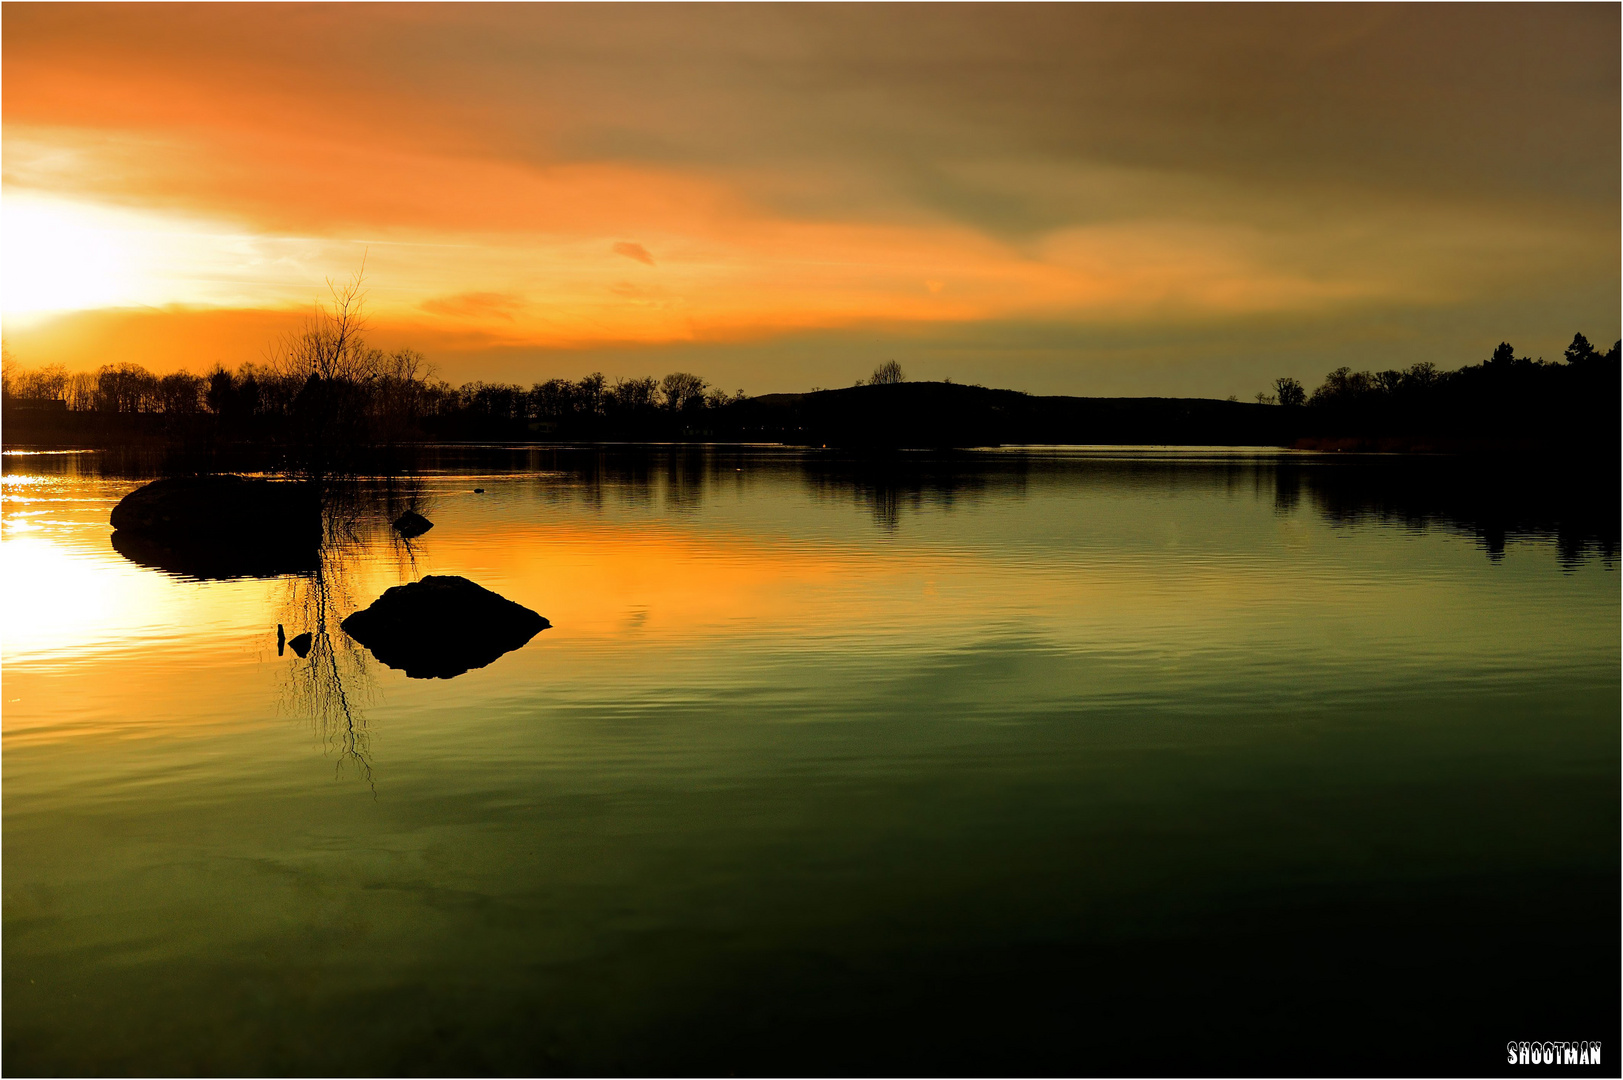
xmin=325 ymin=445 xmax=1615 ymax=570
xmin=1282 ymin=459 xmax=1618 ymax=569
xmin=371 ymin=475 xmax=432 ymax=580
xmin=274 ymin=479 xmax=433 ymax=790
xmin=662 ymin=446 xmax=709 ymax=513
xmin=278 ymin=537 xmax=377 ymax=788
xmin=1273 ymin=465 xmax=1302 ymax=515
xmin=490 ymin=446 xmax=1012 ymax=531
xmin=457 ymin=444 xmax=750 ymax=516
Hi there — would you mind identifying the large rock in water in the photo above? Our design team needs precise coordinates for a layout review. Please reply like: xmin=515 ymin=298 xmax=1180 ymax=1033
xmin=109 ymin=475 xmax=321 ymax=579
xmin=340 ymin=575 xmax=549 ymax=679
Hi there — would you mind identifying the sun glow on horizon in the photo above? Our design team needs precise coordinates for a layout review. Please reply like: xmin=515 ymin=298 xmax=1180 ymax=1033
xmin=0 ymin=192 xmax=367 ymax=320
xmin=1 ymin=196 xmax=135 ymax=315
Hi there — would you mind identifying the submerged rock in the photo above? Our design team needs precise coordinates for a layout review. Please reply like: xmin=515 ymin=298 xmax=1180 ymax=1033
xmin=109 ymin=475 xmax=321 ymax=580
xmin=393 ymin=510 xmax=433 ymax=538
xmin=340 ymin=575 xmax=548 ymax=679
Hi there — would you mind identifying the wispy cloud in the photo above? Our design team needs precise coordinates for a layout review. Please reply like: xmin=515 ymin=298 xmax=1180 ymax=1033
xmin=419 ymin=291 xmax=526 ymax=321
xmin=613 ymin=241 xmax=655 ymax=266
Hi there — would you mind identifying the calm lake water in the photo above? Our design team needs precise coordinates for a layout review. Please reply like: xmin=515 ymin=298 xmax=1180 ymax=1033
xmin=3 ymin=446 xmax=1617 ymax=1075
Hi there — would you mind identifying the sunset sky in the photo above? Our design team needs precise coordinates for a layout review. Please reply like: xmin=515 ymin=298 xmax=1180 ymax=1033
xmin=3 ymin=3 xmax=1617 ymax=397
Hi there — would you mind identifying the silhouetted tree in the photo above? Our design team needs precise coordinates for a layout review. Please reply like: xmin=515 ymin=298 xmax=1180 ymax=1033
xmin=64 ymin=371 xmax=96 ymax=411
xmin=609 ymin=376 xmax=661 ymax=413
xmin=1274 ymin=376 xmax=1306 ymax=407
xmin=1405 ymin=361 xmax=1439 ymax=387
xmin=1 ymin=361 xmax=69 ymax=403
xmin=1564 ymin=333 xmax=1599 ymax=367
xmin=94 ymin=362 xmax=159 ymax=413
xmin=157 ymin=372 xmax=203 ymax=415
xmin=576 ymin=372 xmax=607 ymax=417
xmin=274 ymin=265 xmax=378 ymax=385
xmin=705 ymin=385 xmax=746 ymax=408
xmin=661 ymin=371 xmax=709 ymax=411
xmin=869 ymin=360 xmax=906 ymax=385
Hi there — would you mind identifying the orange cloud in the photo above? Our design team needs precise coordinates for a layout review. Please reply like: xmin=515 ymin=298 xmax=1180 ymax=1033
xmin=418 ymin=292 xmax=527 ymax=322
xmin=1 ymin=4 xmax=1615 ymax=393
xmin=613 ymin=242 xmax=655 ymax=266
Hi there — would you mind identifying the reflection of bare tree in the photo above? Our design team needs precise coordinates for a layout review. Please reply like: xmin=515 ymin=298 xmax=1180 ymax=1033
xmin=380 ymin=486 xmax=431 ymax=581
xmin=275 ymin=488 xmax=384 ymax=790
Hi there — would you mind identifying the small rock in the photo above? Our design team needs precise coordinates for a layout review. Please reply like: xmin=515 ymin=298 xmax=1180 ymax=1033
xmin=474 ymin=488 xmax=485 ymax=494
xmin=393 ymin=510 xmax=433 ymax=538
xmin=288 ymin=632 xmax=313 ymax=658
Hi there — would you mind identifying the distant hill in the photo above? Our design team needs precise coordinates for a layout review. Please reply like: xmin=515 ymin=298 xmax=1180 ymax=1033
xmin=719 ymin=382 xmax=1294 ymax=448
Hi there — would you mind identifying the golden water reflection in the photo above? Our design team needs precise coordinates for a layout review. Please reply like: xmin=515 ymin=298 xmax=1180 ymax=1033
xmin=2 ymin=449 xmax=1615 ymax=761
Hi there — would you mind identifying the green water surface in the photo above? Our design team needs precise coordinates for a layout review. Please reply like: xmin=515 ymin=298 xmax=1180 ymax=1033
xmin=3 ymin=448 xmax=1617 ymax=1075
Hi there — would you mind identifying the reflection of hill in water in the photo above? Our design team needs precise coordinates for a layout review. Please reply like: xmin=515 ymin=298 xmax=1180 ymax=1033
xmin=800 ymin=453 xmax=1006 ymax=532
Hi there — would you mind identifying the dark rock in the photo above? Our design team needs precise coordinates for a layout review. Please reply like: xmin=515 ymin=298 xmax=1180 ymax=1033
xmin=474 ymin=488 xmax=485 ymax=494
xmin=341 ymin=575 xmax=548 ymax=679
xmin=109 ymin=475 xmax=322 ymax=580
xmin=393 ymin=510 xmax=433 ymax=538
xmin=287 ymin=632 xmax=313 ymax=658
xmin=111 ymin=475 xmax=320 ymax=538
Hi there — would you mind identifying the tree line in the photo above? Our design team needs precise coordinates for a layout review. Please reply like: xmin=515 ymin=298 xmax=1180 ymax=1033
xmin=3 ymin=268 xmax=741 ymax=430
xmin=3 ymin=309 xmax=1615 ymax=455
xmin=0 ymin=360 xmax=741 ymax=424
xmin=1251 ymin=333 xmax=1620 ymax=446
xmin=1256 ymin=333 xmax=1617 ymax=408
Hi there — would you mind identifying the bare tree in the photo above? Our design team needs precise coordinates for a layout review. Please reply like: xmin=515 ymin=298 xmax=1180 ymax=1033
xmin=869 ymin=360 xmax=905 ymax=385
xmin=1274 ymin=376 xmax=1306 ymax=407
xmin=273 ymin=260 xmax=380 ymax=384
xmin=2 ymin=362 xmax=70 ymax=404
xmin=661 ymin=371 xmax=709 ymax=411
xmin=609 ymin=375 xmax=661 ymax=413
xmin=271 ymin=260 xmax=387 ymax=479
xmin=94 ymin=362 xmax=159 ymax=413
xmin=64 ymin=371 xmax=97 ymax=411
xmin=157 ymin=371 xmax=204 ymax=415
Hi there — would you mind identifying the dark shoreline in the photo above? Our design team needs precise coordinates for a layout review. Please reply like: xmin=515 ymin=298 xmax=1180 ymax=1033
xmin=4 ymin=383 xmax=1616 ymax=457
